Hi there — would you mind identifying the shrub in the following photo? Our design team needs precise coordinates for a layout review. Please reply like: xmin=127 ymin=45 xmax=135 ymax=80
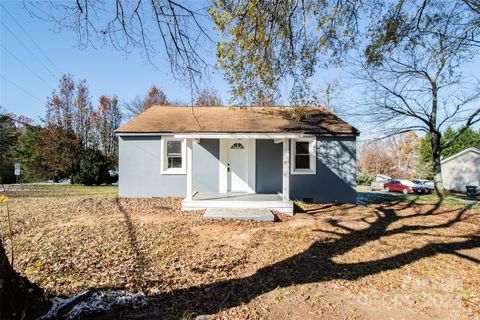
xmin=356 ymin=171 xmax=374 ymax=186
xmin=74 ymin=148 xmax=109 ymax=185
xmin=0 ymin=162 xmax=16 ymax=184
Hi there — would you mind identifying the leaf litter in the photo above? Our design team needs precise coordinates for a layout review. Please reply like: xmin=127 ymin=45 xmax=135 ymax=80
xmin=1 ymin=185 xmax=479 ymax=319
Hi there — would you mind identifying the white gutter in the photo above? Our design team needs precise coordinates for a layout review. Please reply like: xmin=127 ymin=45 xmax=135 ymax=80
xmin=115 ymin=132 xmax=167 ymax=137
xmin=173 ymin=133 xmax=311 ymax=139
xmin=115 ymin=132 xmax=309 ymax=138
xmin=114 ymin=132 xmax=356 ymax=138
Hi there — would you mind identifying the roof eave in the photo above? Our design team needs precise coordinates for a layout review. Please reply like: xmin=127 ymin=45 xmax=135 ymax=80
xmin=115 ymin=131 xmax=359 ymax=137
xmin=441 ymin=147 xmax=480 ymax=164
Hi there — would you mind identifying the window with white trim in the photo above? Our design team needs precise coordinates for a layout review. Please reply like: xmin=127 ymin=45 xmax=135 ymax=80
xmin=161 ymin=137 xmax=186 ymax=174
xmin=291 ymin=139 xmax=316 ymax=174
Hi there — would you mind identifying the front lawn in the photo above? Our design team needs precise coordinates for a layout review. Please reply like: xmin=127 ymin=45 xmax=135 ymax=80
xmin=1 ymin=185 xmax=479 ymax=319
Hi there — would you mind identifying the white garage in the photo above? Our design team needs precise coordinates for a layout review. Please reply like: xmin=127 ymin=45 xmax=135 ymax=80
xmin=441 ymin=147 xmax=480 ymax=193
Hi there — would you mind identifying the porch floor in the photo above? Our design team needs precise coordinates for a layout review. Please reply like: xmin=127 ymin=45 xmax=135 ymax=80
xmin=192 ymin=192 xmax=283 ymax=201
xmin=182 ymin=192 xmax=293 ymax=215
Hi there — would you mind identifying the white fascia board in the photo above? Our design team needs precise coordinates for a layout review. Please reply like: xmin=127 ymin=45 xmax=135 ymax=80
xmin=173 ymin=133 xmax=311 ymax=139
xmin=116 ymin=132 xmax=169 ymax=137
xmin=116 ymin=132 xmax=356 ymax=138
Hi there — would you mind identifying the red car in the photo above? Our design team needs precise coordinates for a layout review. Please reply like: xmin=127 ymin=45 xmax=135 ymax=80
xmin=384 ymin=179 xmax=429 ymax=194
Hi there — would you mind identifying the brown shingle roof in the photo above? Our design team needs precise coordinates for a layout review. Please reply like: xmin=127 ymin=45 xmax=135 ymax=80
xmin=116 ymin=106 xmax=359 ymax=135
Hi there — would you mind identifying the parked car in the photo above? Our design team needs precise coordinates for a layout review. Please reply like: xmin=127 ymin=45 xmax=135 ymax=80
xmin=371 ymin=174 xmax=391 ymax=191
xmin=107 ymin=170 xmax=119 ymax=184
xmin=384 ymin=179 xmax=429 ymax=194
xmin=411 ymin=179 xmax=434 ymax=192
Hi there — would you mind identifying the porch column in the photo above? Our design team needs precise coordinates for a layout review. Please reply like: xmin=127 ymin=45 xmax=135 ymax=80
xmin=282 ymin=138 xmax=290 ymax=201
xmin=185 ymin=138 xmax=193 ymax=200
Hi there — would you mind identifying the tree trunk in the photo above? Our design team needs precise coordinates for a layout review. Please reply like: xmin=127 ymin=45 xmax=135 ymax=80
xmin=432 ymin=152 xmax=446 ymax=195
xmin=430 ymin=132 xmax=446 ymax=195
xmin=0 ymin=239 xmax=51 ymax=319
xmin=429 ymin=80 xmax=446 ymax=195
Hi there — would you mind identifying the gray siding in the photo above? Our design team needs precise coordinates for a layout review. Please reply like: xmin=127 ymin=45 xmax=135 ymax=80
xmin=256 ymin=139 xmax=282 ymax=193
xmin=119 ymin=135 xmax=357 ymax=203
xmin=118 ymin=136 xmax=186 ymax=197
xmin=193 ymin=139 xmax=220 ymax=192
xmin=290 ymin=136 xmax=356 ymax=203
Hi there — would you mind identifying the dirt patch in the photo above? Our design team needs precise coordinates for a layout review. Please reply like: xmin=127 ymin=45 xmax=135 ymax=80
xmin=192 ymin=224 xmax=254 ymax=249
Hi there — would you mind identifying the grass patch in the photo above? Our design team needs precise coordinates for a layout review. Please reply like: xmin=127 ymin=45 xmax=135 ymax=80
xmin=357 ymin=185 xmax=480 ymax=208
xmin=404 ymin=193 xmax=480 ymax=207
xmin=3 ymin=184 xmax=118 ymax=198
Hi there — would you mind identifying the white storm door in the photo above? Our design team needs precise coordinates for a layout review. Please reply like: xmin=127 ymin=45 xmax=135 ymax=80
xmin=228 ymin=140 xmax=249 ymax=192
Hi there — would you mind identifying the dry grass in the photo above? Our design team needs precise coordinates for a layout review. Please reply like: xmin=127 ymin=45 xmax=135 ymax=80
xmin=1 ymin=185 xmax=479 ymax=319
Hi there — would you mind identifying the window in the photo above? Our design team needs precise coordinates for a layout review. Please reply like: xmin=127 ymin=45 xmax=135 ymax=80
xmin=161 ymin=137 xmax=186 ymax=174
xmin=295 ymin=142 xmax=310 ymax=169
xmin=167 ymin=141 xmax=182 ymax=168
xmin=291 ymin=139 xmax=316 ymax=174
xmin=231 ymin=143 xmax=245 ymax=150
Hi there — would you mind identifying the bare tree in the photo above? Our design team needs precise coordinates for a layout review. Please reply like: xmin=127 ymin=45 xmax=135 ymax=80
xmin=45 ymin=74 xmax=75 ymax=130
xmin=74 ymin=80 xmax=94 ymax=147
xmin=357 ymin=1 xmax=480 ymax=193
xmin=211 ymin=0 xmax=480 ymax=106
xmin=143 ymin=86 xmax=168 ymax=108
xmin=194 ymin=88 xmax=222 ymax=106
xmin=318 ymin=80 xmax=340 ymax=113
xmin=124 ymin=86 xmax=168 ymax=118
xmin=357 ymin=132 xmax=420 ymax=179
xmin=290 ymin=79 xmax=341 ymax=112
xmin=46 ymin=75 xmax=95 ymax=148
xmin=26 ymin=1 xmax=214 ymax=88
xmin=93 ymin=96 xmax=122 ymax=166
xmin=124 ymin=96 xmax=144 ymax=119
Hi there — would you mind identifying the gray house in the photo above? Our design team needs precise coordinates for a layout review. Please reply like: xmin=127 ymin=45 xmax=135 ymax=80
xmin=441 ymin=147 xmax=480 ymax=193
xmin=116 ymin=106 xmax=359 ymax=214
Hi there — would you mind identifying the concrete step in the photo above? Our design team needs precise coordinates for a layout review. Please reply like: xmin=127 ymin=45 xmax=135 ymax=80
xmin=182 ymin=200 xmax=293 ymax=214
xmin=204 ymin=208 xmax=275 ymax=222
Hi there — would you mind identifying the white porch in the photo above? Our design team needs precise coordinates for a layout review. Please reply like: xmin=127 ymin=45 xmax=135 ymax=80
xmin=181 ymin=192 xmax=294 ymax=214
xmin=180 ymin=135 xmax=298 ymax=215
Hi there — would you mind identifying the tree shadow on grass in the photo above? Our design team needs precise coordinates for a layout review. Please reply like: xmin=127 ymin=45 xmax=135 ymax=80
xmin=144 ymin=198 xmax=479 ymax=317
xmin=115 ymin=198 xmax=148 ymax=289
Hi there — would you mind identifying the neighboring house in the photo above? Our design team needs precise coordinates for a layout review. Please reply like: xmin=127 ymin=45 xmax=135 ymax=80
xmin=115 ymin=106 xmax=359 ymax=214
xmin=441 ymin=147 xmax=480 ymax=193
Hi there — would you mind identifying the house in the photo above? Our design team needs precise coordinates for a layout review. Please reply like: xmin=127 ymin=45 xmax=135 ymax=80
xmin=115 ymin=106 xmax=359 ymax=215
xmin=441 ymin=147 xmax=480 ymax=193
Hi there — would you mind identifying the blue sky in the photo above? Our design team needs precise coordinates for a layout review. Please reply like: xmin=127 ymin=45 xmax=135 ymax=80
xmin=1 ymin=1 xmax=478 ymax=140
xmin=0 ymin=1 xmax=227 ymax=121
xmin=0 ymin=1 xmax=345 ymax=121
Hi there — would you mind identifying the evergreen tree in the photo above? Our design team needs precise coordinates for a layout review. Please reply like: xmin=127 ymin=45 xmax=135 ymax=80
xmin=441 ymin=127 xmax=480 ymax=159
xmin=16 ymin=126 xmax=45 ymax=182
xmin=0 ymin=115 xmax=19 ymax=184
xmin=415 ymin=134 xmax=434 ymax=180
xmin=74 ymin=147 xmax=109 ymax=185
xmin=416 ymin=128 xmax=480 ymax=179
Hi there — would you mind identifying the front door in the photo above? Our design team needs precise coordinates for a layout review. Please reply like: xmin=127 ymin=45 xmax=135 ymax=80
xmin=228 ymin=140 xmax=249 ymax=192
